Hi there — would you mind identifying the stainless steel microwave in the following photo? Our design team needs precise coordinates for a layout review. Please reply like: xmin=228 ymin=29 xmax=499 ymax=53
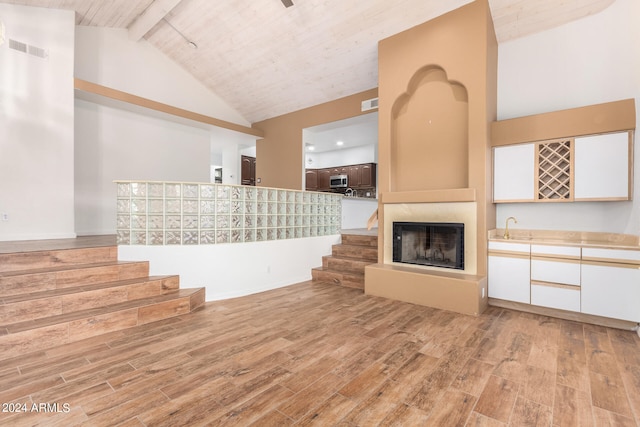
xmin=330 ymin=174 xmax=348 ymax=188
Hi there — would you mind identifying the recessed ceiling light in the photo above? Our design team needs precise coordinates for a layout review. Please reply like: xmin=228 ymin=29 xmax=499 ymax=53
xmin=336 ymin=141 xmax=344 ymax=146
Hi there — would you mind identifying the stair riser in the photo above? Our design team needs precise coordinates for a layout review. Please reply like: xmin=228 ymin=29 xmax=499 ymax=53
xmin=341 ymin=235 xmax=377 ymax=247
xmin=332 ymin=245 xmax=378 ymax=261
xmin=0 ymin=277 xmax=180 ymax=324
xmin=0 ymin=262 xmax=150 ymax=297
xmin=323 ymin=256 xmax=370 ymax=274
xmin=312 ymin=268 xmax=364 ymax=289
xmin=0 ymin=292 xmax=202 ymax=360
xmin=0 ymin=247 xmax=117 ymax=273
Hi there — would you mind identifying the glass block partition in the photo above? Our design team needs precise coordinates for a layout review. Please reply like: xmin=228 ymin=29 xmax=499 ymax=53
xmin=115 ymin=181 xmax=342 ymax=245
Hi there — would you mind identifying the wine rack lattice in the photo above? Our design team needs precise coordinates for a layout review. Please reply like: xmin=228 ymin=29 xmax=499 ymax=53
xmin=537 ymin=140 xmax=572 ymax=200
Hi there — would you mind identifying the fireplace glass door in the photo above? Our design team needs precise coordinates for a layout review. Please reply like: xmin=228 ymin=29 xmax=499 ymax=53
xmin=392 ymin=222 xmax=464 ymax=270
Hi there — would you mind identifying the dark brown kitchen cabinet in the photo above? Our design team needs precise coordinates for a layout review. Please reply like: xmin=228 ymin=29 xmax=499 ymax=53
xmin=305 ymin=169 xmax=318 ymax=191
xmin=317 ymin=169 xmax=331 ymax=191
xmin=307 ymin=163 xmax=376 ymax=192
xmin=360 ymin=163 xmax=376 ymax=187
xmin=348 ymin=165 xmax=361 ymax=187
xmin=241 ymin=155 xmax=256 ymax=186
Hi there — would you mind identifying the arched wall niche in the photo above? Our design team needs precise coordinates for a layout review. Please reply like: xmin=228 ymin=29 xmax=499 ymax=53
xmin=390 ymin=65 xmax=469 ymax=192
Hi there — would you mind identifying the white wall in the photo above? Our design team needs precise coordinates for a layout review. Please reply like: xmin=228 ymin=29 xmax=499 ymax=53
xmin=305 ymin=145 xmax=377 ymax=169
xmin=0 ymin=4 xmax=75 ymax=241
xmin=74 ymin=27 xmax=252 ymax=235
xmin=75 ymin=100 xmax=211 ymax=235
xmin=74 ymin=27 xmax=249 ymax=126
xmin=342 ymin=198 xmax=378 ymax=229
xmin=118 ymin=235 xmax=339 ymax=301
xmin=496 ymin=0 xmax=640 ymax=235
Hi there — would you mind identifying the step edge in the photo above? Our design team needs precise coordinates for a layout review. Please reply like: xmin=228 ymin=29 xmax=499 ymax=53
xmin=1 ymin=287 xmax=205 ymax=333
xmin=0 ymin=275 xmax=181 ymax=304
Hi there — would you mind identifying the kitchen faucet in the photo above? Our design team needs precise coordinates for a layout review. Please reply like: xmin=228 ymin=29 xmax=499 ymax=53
xmin=504 ymin=216 xmax=517 ymax=239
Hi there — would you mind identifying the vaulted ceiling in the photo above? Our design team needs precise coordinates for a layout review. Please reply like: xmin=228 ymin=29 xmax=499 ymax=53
xmin=3 ymin=0 xmax=615 ymax=123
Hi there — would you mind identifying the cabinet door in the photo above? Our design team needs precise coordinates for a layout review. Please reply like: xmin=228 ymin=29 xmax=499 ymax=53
xmin=360 ymin=163 xmax=376 ymax=187
xmin=488 ymin=241 xmax=531 ymax=303
xmin=305 ymin=169 xmax=318 ymax=191
xmin=581 ymin=247 xmax=640 ymax=322
xmin=493 ymin=144 xmax=535 ymax=202
xmin=317 ymin=169 xmax=331 ymax=191
xmin=488 ymin=255 xmax=530 ymax=303
xmin=574 ymin=132 xmax=630 ymax=200
xmin=581 ymin=262 xmax=640 ymax=322
xmin=349 ymin=165 xmax=361 ymax=187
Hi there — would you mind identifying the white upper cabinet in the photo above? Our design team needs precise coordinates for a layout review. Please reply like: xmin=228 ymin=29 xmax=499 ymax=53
xmin=493 ymin=144 xmax=535 ymax=202
xmin=574 ymin=132 xmax=631 ymax=200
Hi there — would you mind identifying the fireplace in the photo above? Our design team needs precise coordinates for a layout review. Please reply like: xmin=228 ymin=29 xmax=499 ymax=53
xmin=392 ymin=222 xmax=464 ymax=270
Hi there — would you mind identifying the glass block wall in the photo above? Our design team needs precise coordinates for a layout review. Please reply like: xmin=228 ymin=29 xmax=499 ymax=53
xmin=115 ymin=181 xmax=342 ymax=245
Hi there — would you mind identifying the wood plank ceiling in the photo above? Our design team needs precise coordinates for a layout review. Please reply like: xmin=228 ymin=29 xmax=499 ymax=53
xmin=2 ymin=0 xmax=615 ymax=123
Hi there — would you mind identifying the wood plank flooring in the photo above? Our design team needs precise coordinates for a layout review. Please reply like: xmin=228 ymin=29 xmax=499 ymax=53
xmin=1 ymin=280 xmax=639 ymax=426
xmin=0 ymin=235 xmax=116 ymax=254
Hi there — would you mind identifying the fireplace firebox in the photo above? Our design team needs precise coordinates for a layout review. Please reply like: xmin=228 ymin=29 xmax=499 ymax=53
xmin=392 ymin=222 xmax=464 ymax=270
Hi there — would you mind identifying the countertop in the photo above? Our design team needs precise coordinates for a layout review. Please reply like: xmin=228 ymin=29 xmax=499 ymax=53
xmin=341 ymin=196 xmax=378 ymax=202
xmin=488 ymin=229 xmax=640 ymax=250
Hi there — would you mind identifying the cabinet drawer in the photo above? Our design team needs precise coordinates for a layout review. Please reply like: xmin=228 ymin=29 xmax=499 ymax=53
xmin=488 ymin=241 xmax=530 ymax=254
xmin=531 ymin=283 xmax=580 ymax=312
xmin=531 ymin=245 xmax=580 ymax=259
xmin=531 ymin=258 xmax=580 ymax=286
xmin=582 ymin=247 xmax=640 ymax=265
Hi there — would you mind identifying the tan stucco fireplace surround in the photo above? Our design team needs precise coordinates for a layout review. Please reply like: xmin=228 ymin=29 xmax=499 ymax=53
xmin=364 ymin=0 xmax=497 ymax=316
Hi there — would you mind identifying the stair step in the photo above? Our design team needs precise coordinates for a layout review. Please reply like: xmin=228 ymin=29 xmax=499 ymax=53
xmin=0 ymin=246 xmax=117 ymax=273
xmin=0 ymin=275 xmax=179 ymax=324
xmin=332 ymin=244 xmax=378 ymax=261
xmin=0 ymin=288 xmax=205 ymax=359
xmin=312 ymin=267 xmax=364 ymax=289
xmin=341 ymin=233 xmax=378 ymax=247
xmin=322 ymin=256 xmax=372 ymax=274
xmin=0 ymin=261 xmax=150 ymax=297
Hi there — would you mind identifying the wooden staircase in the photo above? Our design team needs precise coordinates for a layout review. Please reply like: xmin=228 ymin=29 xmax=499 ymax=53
xmin=0 ymin=240 xmax=205 ymax=359
xmin=311 ymin=229 xmax=378 ymax=289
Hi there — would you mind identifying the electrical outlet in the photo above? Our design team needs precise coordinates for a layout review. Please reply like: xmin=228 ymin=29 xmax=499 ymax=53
xmin=1 ymin=213 xmax=8 ymax=221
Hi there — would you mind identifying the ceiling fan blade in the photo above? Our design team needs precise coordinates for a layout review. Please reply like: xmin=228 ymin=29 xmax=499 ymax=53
xmin=281 ymin=0 xmax=294 ymax=7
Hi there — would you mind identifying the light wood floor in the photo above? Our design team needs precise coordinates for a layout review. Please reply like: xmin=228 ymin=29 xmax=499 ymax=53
xmin=0 ymin=235 xmax=116 ymax=254
xmin=1 ymin=280 xmax=639 ymax=426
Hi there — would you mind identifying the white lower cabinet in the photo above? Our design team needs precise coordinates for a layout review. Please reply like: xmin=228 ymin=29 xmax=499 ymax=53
xmin=581 ymin=262 xmax=640 ymax=322
xmin=488 ymin=242 xmax=530 ymax=304
xmin=489 ymin=240 xmax=640 ymax=323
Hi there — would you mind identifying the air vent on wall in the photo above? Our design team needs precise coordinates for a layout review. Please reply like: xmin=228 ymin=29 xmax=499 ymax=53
xmin=8 ymin=38 xmax=48 ymax=59
xmin=28 ymin=44 xmax=48 ymax=59
xmin=8 ymin=38 xmax=26 ymax=53
xmin=361 ymin=97 xmax=379 ymax=112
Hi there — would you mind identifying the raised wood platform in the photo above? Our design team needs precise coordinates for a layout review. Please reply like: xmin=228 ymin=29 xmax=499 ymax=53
xmin=0 ymin=236 xmax=205 ymax=359
xmin=311 ymin=229 xmax=378 ymax=289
